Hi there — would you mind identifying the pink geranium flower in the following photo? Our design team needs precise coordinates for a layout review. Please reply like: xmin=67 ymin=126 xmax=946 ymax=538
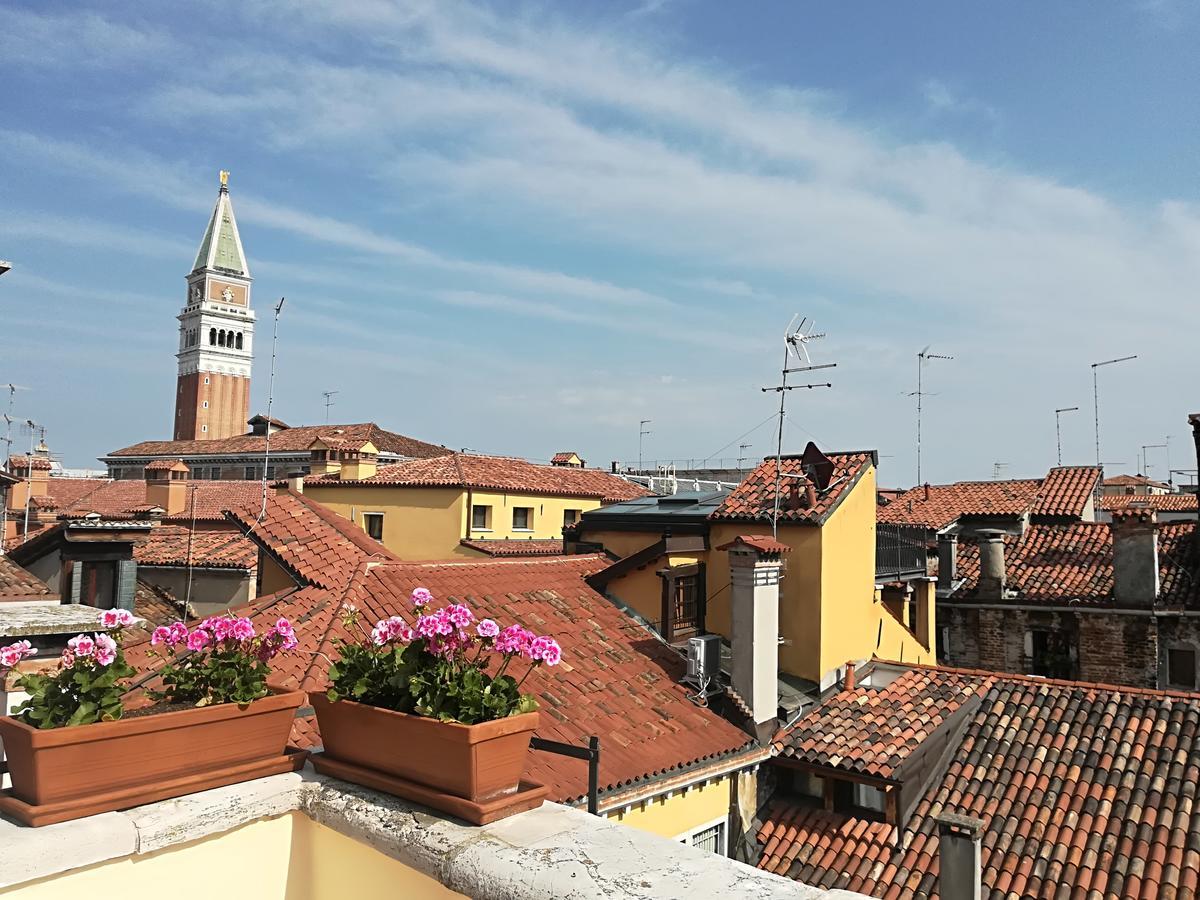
xmin=539 ymin=638 xmax=562 ymax=666
xmin=60 ymin=648 xmax=75 ymax=668
xmin=446 ymin=604 xmax=474 ymax=629
xmin=94 ymin=644 xmax=116 ymax=666
xmin=99 ymin=609 xmax=136 ymax=629
xmin=167 ymin=622 xmax=188 ymax=645
xmin=0 ymin=646 xmax=21 ymax=668
xmin=151 ymin=626 xmax=172 ymax=646
xmin=411 ymin=587 xmax=433 ymax=608
xmin=186 ymin=630 xmax=211 ymax=651
xmin=231 ymin=617 xmax=255 ymax=641
xmin=67 ymin=634 xmax=95 ymax=658
xmin=476 ymin=619 xmax=499 ymax=638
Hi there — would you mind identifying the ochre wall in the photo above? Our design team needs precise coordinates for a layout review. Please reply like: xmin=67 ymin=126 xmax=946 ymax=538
xmin=606 ymin=775 xmax=732 ymax=842
xmin=258 ymin=552 xmax=297 ymax=596
xmin=463 ymin=490 xmax=602 ymax=543
xmin=302 ymin=485 xmax=466 ymax=560
xmin=1 ymin=813 xmax=464 ymax=900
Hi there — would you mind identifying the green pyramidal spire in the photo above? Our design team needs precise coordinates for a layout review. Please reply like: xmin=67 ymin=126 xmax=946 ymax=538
xmin=192 ymin=170 xmax=249 ymax=276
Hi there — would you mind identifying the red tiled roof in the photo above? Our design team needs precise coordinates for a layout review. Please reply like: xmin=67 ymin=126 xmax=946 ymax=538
xmin=715 ymin=534 xmax=791 ymax=555
xmin=710 ymin=451 xmax=875 ymax=525
xmin=108 ymin=423 xmax=449 ymax=460
xmin=1104 ymin=473 xmax=1171 ymax=489
xmin=1032 ymin=466 xmax=1101 ymax=518
xmin=459 ymin=538 xmax=566 ymax=557
xmin=758 ymin=664 xmax=1200 ymax=900
xmin=7 ymin=455 xmax=52 ymax=471
xmin=1101 ymin=493 xmax=1198 ymax=512
xmin=134 ymin=525 xmax=257 ymax=570
xmin=949 ymin=522 xmax=1199 ymax=608
xmin=224 ymin=490 xmax=397 ymax=591
xmin=772 ymin=669 xmax=984 ymax=778
xmin=878 ymin=479 xmax=1041 ymax=528
xmin=6 ymin=478 xmax=264 ymax=523
xmin=144 ymin=459 xmax=187 ymax=471
xmin=551 ymin=452 xmax=579 ymax=464
xmin=308 ymin=453 xmax=648 ymax=503
xmin=0 ymin=554 xmax=54 ymax=602
xmin=132 ymin=553 xmax=757 ymax=806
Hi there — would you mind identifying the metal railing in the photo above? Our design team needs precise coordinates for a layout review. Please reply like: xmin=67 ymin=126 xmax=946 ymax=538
xmin=529 ymin=735 xmax=601 ymax=814
xmin=876 ymin=523 xmax=930 ymax=581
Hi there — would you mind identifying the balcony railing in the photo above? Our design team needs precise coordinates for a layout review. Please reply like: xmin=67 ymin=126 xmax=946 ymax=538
xmin=876 ymin=523 xmax=930 ymax=581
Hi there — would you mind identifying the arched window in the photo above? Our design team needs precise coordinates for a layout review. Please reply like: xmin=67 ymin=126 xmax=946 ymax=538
xmin=219 ymin=330 xmax=227 ymax=347
xmin=235 ymin=333 xmax=243 ymax=350
xmin=209 ymin=328 xmax=216 ymax=345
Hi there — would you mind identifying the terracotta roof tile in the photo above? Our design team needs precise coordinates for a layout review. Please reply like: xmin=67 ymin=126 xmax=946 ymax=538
xmin=0 ymin=554 xmax=54 ymax=602
xmin=134 ymin=525 xmax=257 ymax=570
xmin=308 ymin=453 xmax=647 ymax=503
xmin=759 ymin=664 xmax=1200 ymax=900
xmin=711 ymin=451 xmax=875 ymax=525
xmin=132 ymin=553 xmax=756 ymax=806
xmin=773 ymin=669 xmax=984 ymax=777
xmin=6 ymin=478 xmax=264 ymax=523
xmin=144 ymin=459 xmax=187 ymax=471
xmin=1105 ymin=474 xmax=1171 ymax=489
xmin=716 ymin=534 xmax=791 ymax=555
xmin=108 ymin=423 xmax=448 ymax=460
xmin=950 ymin=522 xmax=1198 ymax=607
xmin=7 ymin=455 xmax=51 ymax=471
xmin=459 ymin=538 xmax=566 ymax=557
xmin=1102 ymin=493 xmax=1198 ymax=512
xmin=1033 ymin=466 xmax=1102 ymax=518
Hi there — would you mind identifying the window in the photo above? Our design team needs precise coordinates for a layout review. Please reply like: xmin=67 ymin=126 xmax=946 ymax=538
xmin=936 ymin=625 xmax=951 ymax=663
xmin=204 ymin=376 xmax=210 ymax=385
xmin=1125 ymin=487 xmax=1135 ymax=495
xmin=792 ymin=769 xmax=825 ymax=801
xmin=202 ymin=401 xmax=209 ymax=409
xmin=209 ymin=328 xmax=216 ymax=345
xmin=235 ymin=333 xmax=243 ymax=350
xmin=471 ymin=505 xmax=491 ymax=530
xmin=362 ymin=512 xmax=385 ymax=541
xmin=244 ymin=466 xmax=258 ymax=480
xmin=563 ymin=509 xmax=581 ymax=527
xmin=1027 ymin=628 xmax=1075 ymax=679
xmin=201 ymin=425 xmax=208 ymax=433
xmin=852 ymin=783 xmax=886 ymax=813
xmin=678 ymin=819 xmax=727 ymax=856
xmin=1167 ymin=647 xmax=1197 ymax=689
xmin=512 ymin=507 xmax=533 ymax=530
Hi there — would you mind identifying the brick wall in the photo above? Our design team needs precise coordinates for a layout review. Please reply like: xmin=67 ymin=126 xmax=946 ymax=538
xmin=1077 ymin=614 xmax=1158 ymax=687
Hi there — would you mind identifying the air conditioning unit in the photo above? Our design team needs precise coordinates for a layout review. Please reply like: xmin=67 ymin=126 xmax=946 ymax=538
xmin=686 ymin=634 xmax=722 ymax=683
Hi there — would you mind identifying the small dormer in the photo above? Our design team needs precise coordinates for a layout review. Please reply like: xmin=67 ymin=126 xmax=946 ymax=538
xmin=248 ymin=414 xmax=289 ymax=437
xmin=551 ymin=451 xmax=585 ymax=468
xmin=308 ymin=437 xmax=379 ymax=480
xmin=339 ymin=441 xmax=379 ymax=481
xmin=144 ymin=459 xmax=190 ymax=516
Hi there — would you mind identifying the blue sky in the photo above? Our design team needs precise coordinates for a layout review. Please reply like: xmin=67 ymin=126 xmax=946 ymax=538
xmin=1 ymin=0 xmax=1198 ymax=485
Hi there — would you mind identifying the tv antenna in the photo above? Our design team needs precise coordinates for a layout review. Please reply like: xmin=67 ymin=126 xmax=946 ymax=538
xmin=20 ymin=419 xmax=38 ymax=539
xmin=1140 ymin=443 xmax=1166 ymax=479
xmin=259 ymin=298 xmax=285 ymax=519
xmin=907 ymin=347 xmax=952 ymax=486
xmin=1 ymin=384 xmax=30 ymax=464
xmin=638 ymin=420 xmax=652 ymax=472
xmin=992 ymin=462 xmax=1009 ymax=480
xmin=762 ymin=316 xmax=835 ymax=537
xmin=1054 ymin=407 xmax=1079 ymax=466
xmin=737 ymin=443 xmax=752 ymax=471
xmin=322 ymin=390 xmax=339 ymax=425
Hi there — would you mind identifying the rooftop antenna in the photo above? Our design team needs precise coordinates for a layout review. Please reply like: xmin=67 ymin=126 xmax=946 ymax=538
xmin=1 ymin=384 xmax=30 ymax=464
xmin=1054 ymin=407 xmax=1079 ymax=467
xmin=1140 ymin=443 xmax=1166 ymax=479
xmin=1166 ymin=436 xmax=1174 ymax=488
xmin=737 ymin=443 xmax=752 ymax=471
xmin=762 ymin=316 xmax=835 ymax=538
xmin=992 ymin=462 xmax=1009 ymax=480
xmin=1091 ymin=355 xmax=1137 ymax=468
xmin=322 ymin=390 xmax=339 ymax=425
xmin=258 ymin=298 xmax=286 ymax=519
xmin=20 ymin=419 xmax=37 ymax=539
xmin=908 ymin=347 xmax=953 ymax=486
xmin=638 ymin=420 xmax=652 ymax=472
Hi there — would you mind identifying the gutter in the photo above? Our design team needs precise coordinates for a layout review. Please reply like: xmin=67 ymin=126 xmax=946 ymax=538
xmin=592 ymin=744 xmax=771 ymax=815
xmin=939 ymin=600 xmax=1200 ymax=617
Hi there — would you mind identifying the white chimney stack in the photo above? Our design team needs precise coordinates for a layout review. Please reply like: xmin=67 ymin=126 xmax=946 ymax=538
xmin=719 ymin=535 xmax=785 ymax=734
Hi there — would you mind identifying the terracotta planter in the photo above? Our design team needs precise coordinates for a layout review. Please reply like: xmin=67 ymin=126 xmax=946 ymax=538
xmin=0 ymin=688 xmax=305 ymax=809
xmin=310 ymin=692 xmax=538 ymax=802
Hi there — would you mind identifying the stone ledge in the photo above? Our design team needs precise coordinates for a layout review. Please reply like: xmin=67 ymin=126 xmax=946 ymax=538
xmin=1 ymin=766 xmax=872 ymax=899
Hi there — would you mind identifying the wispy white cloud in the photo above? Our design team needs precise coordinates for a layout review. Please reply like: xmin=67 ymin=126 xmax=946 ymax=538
xmin=0 ymin=8 xmax=176 ymax=69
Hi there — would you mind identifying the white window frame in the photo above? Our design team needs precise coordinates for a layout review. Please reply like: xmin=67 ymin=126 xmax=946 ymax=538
xmin=471 ymin=504 xmax=491 ymax=531
xmin=674 ymin=815 xmax=728 ymax=856
xmin=512 ymin=506 xmax=534 ymax=531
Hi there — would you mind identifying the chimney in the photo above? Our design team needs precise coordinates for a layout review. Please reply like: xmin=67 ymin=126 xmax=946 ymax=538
xmin=339 ymin=442 xmax=379 ymax=481
xmin=937 ymin=533 xmax=959 ymax=591
xmin=144 ymin=461 xmax=189 ymax=516
xmin=308 ymin=440 xmax=340 ymax=477
xmin=976 ymin=530 xmax=1006 ymax=600
xmin=1111 ymin=508 xmax=1159 ymax=607
xmin=720 ymin=535 xmax=785 ymax=736
xmin=805 ymin=480 xmax=817 ymax=509
xmin=936 ymin=813 xmax=983 ymax=900
xmin=288 ymin=469 xmax=305 ymax=494
xmin=843 ymin=660 xmax=856 ymax=691
xmin=924 ymin=482 xmax=930 ymax=501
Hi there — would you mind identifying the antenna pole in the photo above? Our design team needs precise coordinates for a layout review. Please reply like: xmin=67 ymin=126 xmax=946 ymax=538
xmin=1054 ymin=406 xmax=1079 ymax=467
xmin=22 ymin=420 xmax=36 ymax=539
xmin=638 ymin=420 xmax=652 ymax=472
xmin=913 ymin=349 xmax=953 ymax=486
xmin=1091 ymin=355 xmax=1137 ymax=468
xmin=322 ymin=390 xmax=339 ymax=425
xmin=737 ymin=443 xmax=752 ymax=471
xmin=259 ymin=298 xmax=285 ymax=519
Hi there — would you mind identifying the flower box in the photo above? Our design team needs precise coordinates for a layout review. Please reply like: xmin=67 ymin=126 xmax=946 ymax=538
xmin=310 ymin=692 xmax=539 ymax=801
xmin=0 ymin=688 xmax=307 ymax=825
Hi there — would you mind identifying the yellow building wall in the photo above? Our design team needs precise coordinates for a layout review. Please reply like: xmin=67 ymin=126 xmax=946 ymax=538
xmin=581 ymin=529 xmax=710 ymax=629
xmin=2 ymin=813 xmax=463 ymax=900
xmin=302 ymin=485 xmax=466 ymax=561
xmin=606 ymin=775 xmax=732 ymax=841
xmin=259 ymin=552 xmax=297 ymax=596
xmin=462 ymin=490 xmax=602 ymax=543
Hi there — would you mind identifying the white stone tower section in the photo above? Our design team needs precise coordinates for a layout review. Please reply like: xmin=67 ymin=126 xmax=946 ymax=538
xmin=173 ymin=170 xmax=255 ymax=441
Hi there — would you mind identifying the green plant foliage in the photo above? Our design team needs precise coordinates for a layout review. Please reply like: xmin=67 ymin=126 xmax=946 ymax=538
xmin=15 ymin=653 xmax=135 ymax=729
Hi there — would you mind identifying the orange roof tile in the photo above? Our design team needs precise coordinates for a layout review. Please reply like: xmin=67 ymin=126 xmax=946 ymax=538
xmin=0 ymin=554 xmax=54 ymax=602
xmin=308 ymin=453 xmax=648 ymax=503
xmin=7 ymin=455 xmax=51 ymax=471
xmin=133 ymin=525 xmax=257 ymax=570
xmin=710 ymin=450 xmax=875 ymax=525
xmin=1101 ymin=493 xmax=1198 ymax=512
xmin=1033 ymin=466 xmax=1102 ymax=517
xmin=459 ymin=538 xmax=566 ymax=557
xmin=716 ymin=534 xmax=791 ymax=555
xmin=759 ymin=664 xmax=1200 ymax=900
xmin=4 ymin=478 xmax=265 ymax=523
xmin=949 ymin=522 xmax=1198 ymax=607
xmin=108 ymin=422 xmax=448 ymax=460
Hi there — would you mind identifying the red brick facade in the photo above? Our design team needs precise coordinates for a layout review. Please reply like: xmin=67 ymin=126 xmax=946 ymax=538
xmin=173 ymin=371 xmax=250 ymax=441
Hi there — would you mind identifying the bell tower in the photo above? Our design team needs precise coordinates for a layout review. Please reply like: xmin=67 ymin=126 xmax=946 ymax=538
xmin=173 ymin=170 xmax=255 ymax=441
